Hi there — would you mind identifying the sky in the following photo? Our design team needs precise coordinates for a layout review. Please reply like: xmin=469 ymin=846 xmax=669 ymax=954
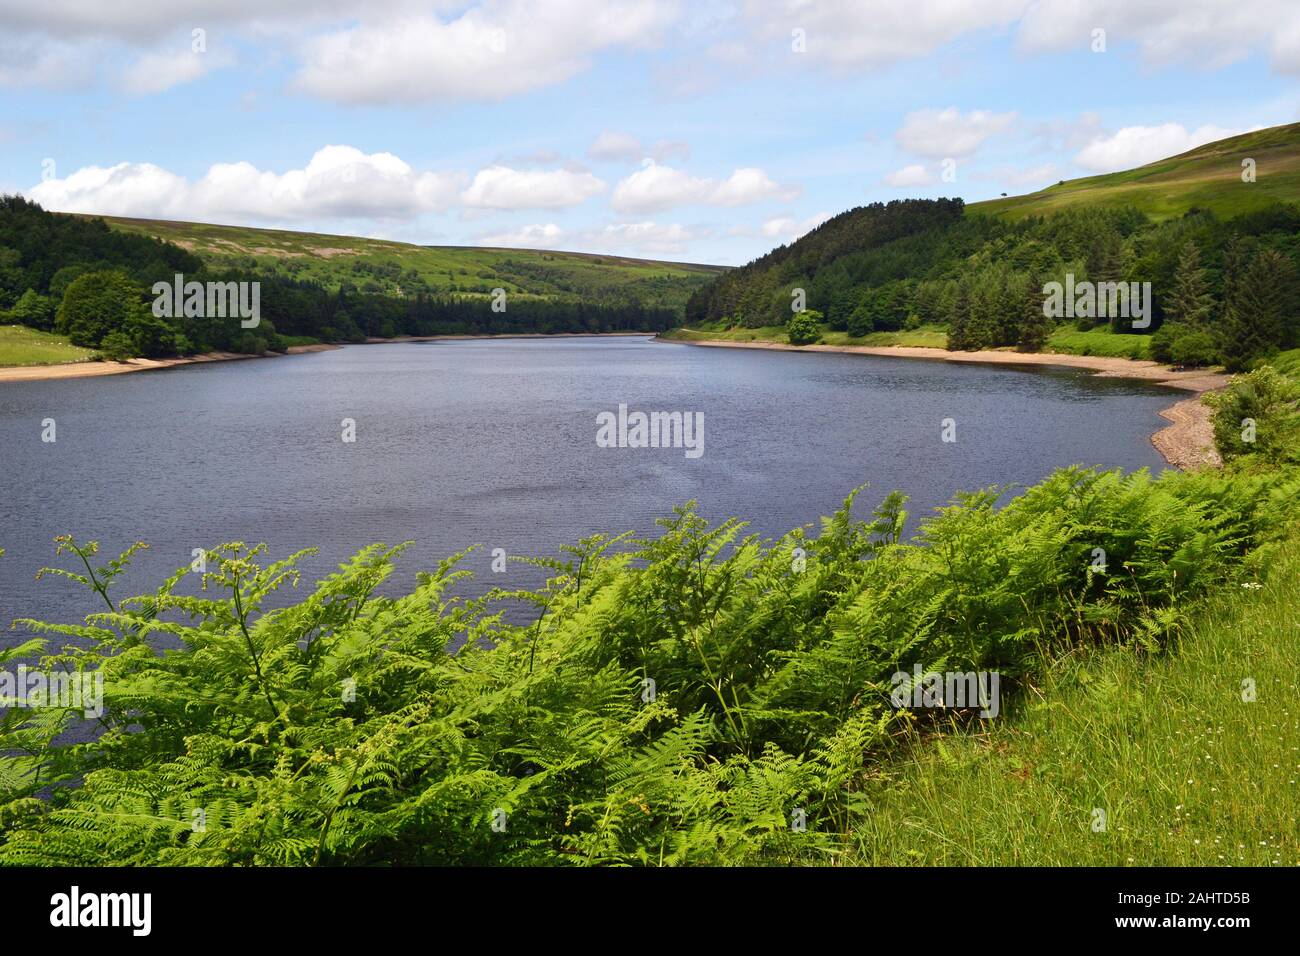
xmin=2 ymin=0 xmax=1300 ymax=265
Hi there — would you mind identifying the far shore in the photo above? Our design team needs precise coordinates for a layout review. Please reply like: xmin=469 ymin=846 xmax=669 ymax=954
xmin=1 ymin=329 xmax=1227 ymax=471
xmin=0 ymin=331 xmax=651 ymax=384
xmin=0 ymin=343 xmax=338 ymax=384
xmin=662 ymin=336 xmax=1228 ymax=470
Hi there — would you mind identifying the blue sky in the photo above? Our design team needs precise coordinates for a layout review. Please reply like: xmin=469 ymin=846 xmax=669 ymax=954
xmin=3 ymin=1 xmax=1300 ymax=264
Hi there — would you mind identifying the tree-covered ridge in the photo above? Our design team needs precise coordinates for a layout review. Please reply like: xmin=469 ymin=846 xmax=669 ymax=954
xmin=0 ymin=197 xmax=698 ymax=361
xmin=2 ymin=449 xmax=1296 ymax=865
xmin=685 ymin=198 xmax=967 ymax=327
xmin=686 ymin=194 xmax=1300 ymax=371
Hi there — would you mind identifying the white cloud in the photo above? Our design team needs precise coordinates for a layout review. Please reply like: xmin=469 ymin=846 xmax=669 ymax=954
xmin=0 ymin=34 xmax=95 ymax=87
xmin=980 ymin=163 xmax=1061 ymax=188
xmin=120 ymin=47 xmax=233 ymax=94
xmin=294 ymin=1 xmax=681 ymax=104
xmin=739 ymin=0 xmax=1028 ymax=70
xmin=710 ymin=167 xmax=799 ymax=206
xmin=476 ymin=219 xmax=708 ymax=256
xmin=737 ymin=1 xmax=1300 ymax=75
xmin=29 ymin=162 xmax=192 ymax=218
xmin=28 ymin=145 xmax=466 ymax=222
xmin=895 ymin=107 xmax=1018 ymax=159
xmin=612 ymin=163 xmax=711 ymax=212
xmin=1032 ymin=112 xmax=1106 ymax=152
xmin=1072 ymin=123 xmax=1245 ymax=173
xmin=1018 ymin=0 xmax=1300 ymax=73
xmin=587 ymin=221 xmax=707 ymax=255
xmin=649 ymin=140 xmax=691 ymax=163
xmin=759 ymin=212 xmax=831 ymax=242
xmin=883 ymin=164 xmax=935 ymax=187
xmin=460 ymin=165 xmax=606 ymax=210
xmin=0 ymin=1 xmax=369 ymax=40
xmin=587 ymin=132 xmax=692 ymax=164
xmin=476 ymin=223 xmax=564 ymax=248
xmin=612 ymin=160 xmax=797 ymax=212
xmin=11 ymin=0 xmax=1300 ymax=100
xmin=588 ymin=131 xmax=644 ymax=162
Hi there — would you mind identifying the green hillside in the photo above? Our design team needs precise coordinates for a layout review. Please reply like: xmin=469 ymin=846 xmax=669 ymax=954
xmin=973 ymin=123 xmax=1300 ymax=221
xmin=91 ymin=215 xmax=724 ymax=313
xmin=682 ymin=123 xmax=1300 ymax=371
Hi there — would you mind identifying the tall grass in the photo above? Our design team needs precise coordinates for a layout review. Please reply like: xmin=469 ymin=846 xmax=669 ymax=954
xmin=850 ymin=536 xmax=1300 ymax=866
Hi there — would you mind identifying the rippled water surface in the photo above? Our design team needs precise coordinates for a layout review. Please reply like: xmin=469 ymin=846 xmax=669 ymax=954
xmin=0 ymin=336 xmax=1176 ymax=631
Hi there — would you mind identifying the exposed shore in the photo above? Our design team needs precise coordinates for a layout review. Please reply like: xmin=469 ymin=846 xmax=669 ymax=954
xmin=1 ymin=330 xmax=1227 ymax=471
xmin=0 ymin=343 xmax=338 ymax=384
xmin=664 ymin=336 xmax=1228 ymax=470
xmin=0 ymin=332 xmax=649 ymax=384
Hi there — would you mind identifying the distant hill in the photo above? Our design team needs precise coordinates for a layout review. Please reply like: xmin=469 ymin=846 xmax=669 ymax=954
xmin=681 ymin=122 xmax=1300 ymax=371
xmin=88 ymin=215 xmax=725 ymax=314
xmin=973 ymin=123 xmax=1300 ymax=221
xmin=0 ymin=197 xmax=723 ymax=362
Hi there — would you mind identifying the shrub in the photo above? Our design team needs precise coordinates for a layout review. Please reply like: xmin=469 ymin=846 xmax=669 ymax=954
xmin=1205 ymin=365 xmax=1300 ymax=465
xmin=55 ymin=270 xmax=149 ymax=348
xmin=1168 ymin=328 xmax=1220 ymax=367
xmin=1152 ymin=323 xmax=1221 ymax=367
xmin=98 ymin=331 xmax=135 ymax=362
xmin=787 ymin=310 xmax=822 ymax=345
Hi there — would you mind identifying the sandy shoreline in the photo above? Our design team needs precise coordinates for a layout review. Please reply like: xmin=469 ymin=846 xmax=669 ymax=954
xmin=0 ymin=332 xmax=648 ymax=384
xmin=363 ymin=331 xmax=651 ymax=344
xmin=2 ymin=330 xmax=1227 ymax=470
xmin=0 ymin=343 xmax=338 ymax=384
xmin=664 ymin=336 xmax=1228 ymax=470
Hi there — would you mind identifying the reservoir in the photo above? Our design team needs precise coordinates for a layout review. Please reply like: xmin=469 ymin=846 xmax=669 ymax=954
xmin=0 ymin=335 xmax=1176 ymax=633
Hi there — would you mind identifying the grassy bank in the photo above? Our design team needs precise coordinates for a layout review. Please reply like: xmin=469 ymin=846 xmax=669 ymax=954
xmin=664 ymin=324 xmax=948 ymax=348
xmin=851 ymin=533 xmax=1300 ymax=866
xmin=1046 ymin=326 xmax=1153 ymax=360
xmin=0 ymin=325 xmax=97 ymax=367
xmin=665 ymin=322 xmax=1157 ymax=362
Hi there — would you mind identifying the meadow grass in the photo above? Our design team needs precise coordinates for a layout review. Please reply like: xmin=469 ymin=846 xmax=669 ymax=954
xmin=1267 ymin=347 xmax=1300 ymax=378
xmin=667 ymin=323 xmax=1161 ymax=361
xmin=0 ymin=324 xmax=96 ymax=367
xmin=1047 ymin=326 xmax=1153 ymax=360
xmin=664 ymin=324 xmax=949 ymax=348
xmin=848 ymin=537 xmax=1300 ymax=866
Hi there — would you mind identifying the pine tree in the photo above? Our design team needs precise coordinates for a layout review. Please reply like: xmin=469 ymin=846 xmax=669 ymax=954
xmin=965 ymin=273 xmax=997 ymax=349
xmin=1165 ymin=241 xmax=1214 ymax=327
xmin=1017 ymin=272 xmax=1051 ymax=352
xmin=1218 ymin=249 xmax=1289 ymax=371
xmin=947 ymin=281 xmax=971 ymax=351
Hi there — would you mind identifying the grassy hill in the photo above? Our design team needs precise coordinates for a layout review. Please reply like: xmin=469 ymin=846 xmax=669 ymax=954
xmin=973 ymin=123 xmax=1300 ymax=221
xmin=89 ymin=215 xmax=724 ymax=313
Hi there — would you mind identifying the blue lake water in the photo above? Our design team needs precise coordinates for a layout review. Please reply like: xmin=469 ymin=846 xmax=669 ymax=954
xmin=0 ymin=335 xmax=1176 ymax=634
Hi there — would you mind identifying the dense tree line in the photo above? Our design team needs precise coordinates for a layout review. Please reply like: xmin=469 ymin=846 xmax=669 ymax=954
xmin=0 ymin=197 xmax=676 ymax=359
xmin=257 ymin=273 xmax=676 ymax=342
xmin=686 ymin=198 xmax=967 ymax=327
xmin=688 ymin=196 xmax=1300 ymax=370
